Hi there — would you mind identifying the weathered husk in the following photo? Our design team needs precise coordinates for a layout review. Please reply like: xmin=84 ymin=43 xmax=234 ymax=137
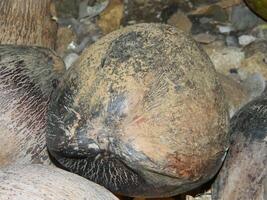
xmin=0 ymin=45 xmax=65 ymax=167
xmin=47 ymin=23 xmax=229 ymax=197
xmin=0 ymin=0 xmax=57 ymax=49
xmin=212 ymin=95 xmax=267 ymax=200
xmin=0 ymin=164 xmax=118 ymax=200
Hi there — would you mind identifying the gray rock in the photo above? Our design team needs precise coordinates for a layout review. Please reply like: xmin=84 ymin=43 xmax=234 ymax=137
xmin=243 ymin=73 xmax=266 ymax=99
xmin=217 ymin=25 xmax=233 ymax=34
xmin=226 ymin=35 xmax=239 ymax=47
xmin=251 ymin=25 xmax=267 ymax=40
xmin=238 ymin=35 xmax=256 ymax=46
xmin=231 ymin=4 xmax=263 ymax=31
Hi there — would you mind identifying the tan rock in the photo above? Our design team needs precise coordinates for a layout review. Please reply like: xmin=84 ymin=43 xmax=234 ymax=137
xmin=97 ymin=0 xmax=124 ymax=34
xmin=167 ymin=11 xmax=192 ymax=33
xmin=203 ymin=42 xmax=245 ymax=75
xmin=193 ymin=33 xmax=216 ymax=44
xmin=241 ymin=52 xmax=267 ymax=79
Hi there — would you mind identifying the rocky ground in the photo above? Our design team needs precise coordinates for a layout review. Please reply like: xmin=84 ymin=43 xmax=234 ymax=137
xmin=53 ymin=0 xmax=267 ymax=199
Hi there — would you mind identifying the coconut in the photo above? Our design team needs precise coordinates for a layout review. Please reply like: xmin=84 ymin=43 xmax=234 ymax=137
xmin=47 ymin=23 xmax=229 ymax=197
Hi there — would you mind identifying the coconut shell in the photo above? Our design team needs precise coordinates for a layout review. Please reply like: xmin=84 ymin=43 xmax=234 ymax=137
xmin=0 ymin=0 xmax=57 ymax=49
xmin=47 ymin=23 xmax=229 ymax=197
xmin=212 ymin=95 xmax=267 ymax=200
xmin=0 ymin=164 xmax=118 ymax=200
xmin=0 ymin=45 xmax=65 ymax=167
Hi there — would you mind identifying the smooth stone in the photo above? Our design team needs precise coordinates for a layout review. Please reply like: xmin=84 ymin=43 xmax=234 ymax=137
xmin=167 ymin=11 xmax=192 ymax=33
xmin=238 ymin=35 xmax=256 ymax=46
xmin=193 ymin=33 xmax=216 ymax=44
xmin=231 ymin=4 xmax=263 ymax=31
xmin=226 ymin=35 xmax=239 ymax=47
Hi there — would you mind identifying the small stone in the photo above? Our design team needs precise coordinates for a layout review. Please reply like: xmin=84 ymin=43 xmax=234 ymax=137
xmin=64 ymin=53 xmax=79 ymax=69
xmin=226 ymin=35 xmax=238 ymax=47
xmin=167 ymin=11 xmax=192 ymax=33
xmin=199 ymin=17 xmax=212 ymax=24
xmin=231 ymin=4 xmax=263 ymax=31
xmin=251 ymin=24 xmax=267 ymax=40
xmin=188 ymin=15 xmax=218 ymax=35
xmin=67 ymin=41 xmax=78 ymax=51
xmin=203 ymin=42 xmax=245 ymax=75
xmin=238 ymin=35 xmax=256 ymax=46
xmin=243 ymin=40 xmax=267 ymax=57
xmin=193 ymin=33 xmax=216 ymax=44
xmin=243 ymin=73 xmax=266 ymax=99
xmin=217 ymin=25 xmax=233 ymax=34
xmin=205 ymin=5 xmax=228 ymax=23
xmin=241 ymin=52 xmax=267 ymax=79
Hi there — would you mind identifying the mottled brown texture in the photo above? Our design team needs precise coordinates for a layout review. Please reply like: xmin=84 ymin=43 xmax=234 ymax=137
xmin=47 ymin=23 xmax=229 ymax=197
xmin=0 ymin=0 xmax=57 ymax=49
xmin=0 ymin=164 xmax=118 ymax=200
xmin=212 ymin=95 xmax=267 ymax=200
xmin=0 ymin=45 xmax=65 ymax=167
xmin=56 ymin=27 xmax=76 ymax=57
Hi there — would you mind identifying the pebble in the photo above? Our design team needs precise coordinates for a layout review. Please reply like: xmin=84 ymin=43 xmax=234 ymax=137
xmin=243 ymin=40 xmax=267 ymax=57
xmin=64 ymin=53 xmax=79 ymax=69
xmin=251 ymin=24 xmax=267 ymax=40
xmin=205 ymin=5 xmax=228 ymax=23
xmin=238 ymin=35 xmax=256 ymax=46
xmin=193 ymin=33 xmax=216 ymax=44
xmin=242 ymin=73 xmax=266 ymax=98
xmin=226 ymin=35 xmax=239 ymax=47
xmin=231 ymin=4 xmax=263 ymax=31
xmin=199 ymin=17 xmax=212 ymax=24
xmin=203 ymin=43 xmax=245 ymax=74
xmin=217 ymin=25 xmax=233 ymax=34
xmin=241 ymin=52 xmax=267 ymax=79
xmin=167 ymin=11 xmax=192 ymax=33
